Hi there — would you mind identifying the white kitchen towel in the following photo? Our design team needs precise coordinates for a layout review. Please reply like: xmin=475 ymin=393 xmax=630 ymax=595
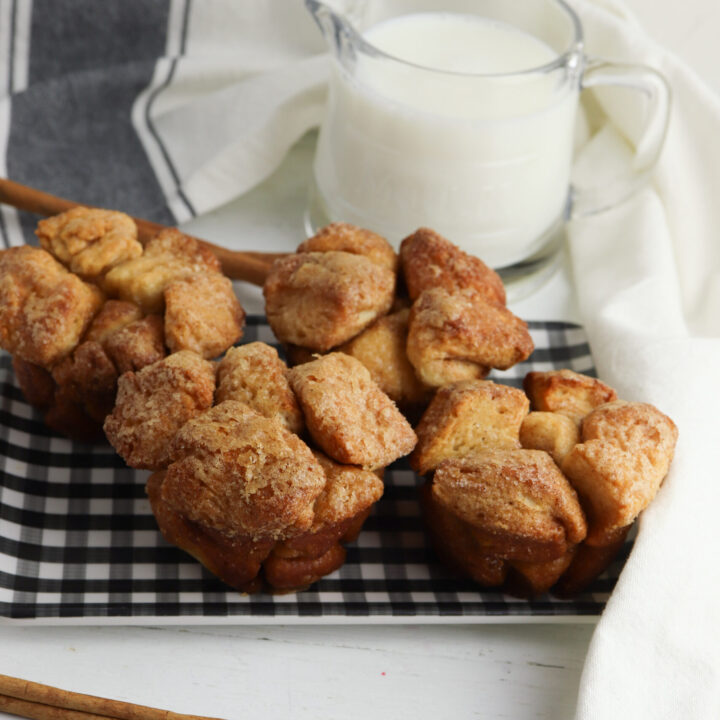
xmin=567 ymin=2 xmax=720 ymax=718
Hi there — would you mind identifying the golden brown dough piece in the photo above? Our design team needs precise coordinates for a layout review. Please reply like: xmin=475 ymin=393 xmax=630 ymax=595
xmin=11 ymin=356 xmax=55 ymax=409
xmin=523 ymin=369 xmax=617 ymax=423
xmin=36 ymin=207 xmax=142 ymax=279
xmin=83 ymin=300 xmax=144 ymax=345
xmin=216 ymin=342 xmax=304 ymax=434
xmin=162 ymin=401 xmax=326 ymax=541
xmin=103 ymin=228 xmax=221 ymax=313
xmin=338 ymin=308 xmax=430 ymax=411
xmin=103 ymin=314 xmax=166 ymax=374
xmin=506 ymin=551 xmax=576 ymax=598
xmin=407 ymin=287 xmax=533 ymax=386
xmin=264 ymin=452 xmax=384 ymax=591
xmin=553 ymin=526 xmax=630 ymax=597
xmin=420 ymin=483 xmax=508 ymax=586
xmin=263 ymin=251 xmax=395 ymax=352
xmin=104 ymin=350 xmax=215 ymax=470
xmin=0 ymin=247 xmax=104 ymax=367
xmin=51 ymin=340 xmax=119 ymax=423
xmin=288 ymin=353 xmax=417 ymax=469
xmin=519 ymin=411 xmax=580 ymax=466
xmin=163 ymin=272 xmax=245 ymax=358
xmin=400 ymin=227 xmax=506 ymax=305
xmin=298 ymin=222 xmax=398 ymax=273
xmin=432 ymin=450 xmax=587 ymax=563
xmin=411 ymin=380 xmax=529 ymax=475
xmin=562 ymin=400 xmax=677 ymax=544
xmin=147 ymin=471 xmax=275 ymax=593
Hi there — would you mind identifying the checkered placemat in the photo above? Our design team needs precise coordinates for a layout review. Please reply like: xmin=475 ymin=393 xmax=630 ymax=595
xmin=0 ymin=317 xmax=628 ymax=622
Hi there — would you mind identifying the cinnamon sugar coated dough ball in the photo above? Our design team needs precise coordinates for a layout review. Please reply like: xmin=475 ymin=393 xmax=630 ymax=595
xmin=407 ymin=287 xmax=533 ymax=386
xmin=216 ymin=343 xmax=304 ymax=434
xmin=562 ymin=400 xmax=678 ymax=543
xmin=263 ymin=251 xmax=396 ymax=352
xmin=51 ymin=340 xmax=119 ymax=422
xmin=309 ymin=451 xmax=384 ymax=532
xmin=298 ymin=223 xmax=398 ymax=273
xmin=146 ymin=470 xmax=276 ymax=593
xmin=163 ymin=272 xmax=245 ymax=358
xmin=35 ymin=206 xmax=142 ymax=279
xmin=433 ymin=449 xmax=587 ymax=563
xmin=400 ymin=228 xmax=506 ymax=305
xmin=421 ymin=483 xmax=509 ymax=586
xmin=523 ymin=369 xmax=617 ymax=423
xmin=411 ymin=380 xmax=529 ymax=475
xmin=164 ymin=401 xmax=326 ymax=541
xmin=338 ymin=308 xmax=430 ymax=410
xmin=0 ymin=246 xmax=104 ymax=367
xmin=519 ymin=411 xmax=580 ymax=466
xmin=506 ymin=551 xmax=576 ymax=597
xmin=83 ymin=300 xmax=143 ymax=345
xmin=288 ymin=353 xmax=417 ymax=469
xmin=103 ymin=228 xmax=221 ymax=313
xmin=103 ymin=314 xmax=166 ymax=374
xmin=104 ymin=350 xmax=215 ymax=470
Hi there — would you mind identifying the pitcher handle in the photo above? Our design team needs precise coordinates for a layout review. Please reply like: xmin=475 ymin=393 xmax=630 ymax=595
xmin=570 ymin=59 xmax=671 ymax=218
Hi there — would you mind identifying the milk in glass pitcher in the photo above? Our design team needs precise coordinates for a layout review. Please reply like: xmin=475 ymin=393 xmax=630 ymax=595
xmin=305 ymin=0 xmax=669 ymax=292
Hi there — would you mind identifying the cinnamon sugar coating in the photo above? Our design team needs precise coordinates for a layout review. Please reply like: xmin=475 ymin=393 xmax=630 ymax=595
xmin=51 ymin=340 xmax=119 ymax=422
xmin=264 ymin=251 xmax=396 ymax=352
xmin=524 ymin=369 xmax=617 ymax=423
xmin=163 ymin=272 xmax=245 ymax=358
xmin=163 ymin=401 xmax=326 ymax=541
xmin=147 ymin=471 xmax=275 ymax=592
xmin=309 ymin=451 xmax=384 ymax=532
xmin=407 ymin=288 xmax=533 ymax=386
xmin=298 ymin=223 xmax=398 ymax=273
xmin=400 ymin=228 xmax=506 ymax=305
xmin=103 ymin=228 xmax=221 ymax=313
xmin=519 ymin=411 xmax=580 ymax=466
xmin=36 ymin=206 xmax=142 ymax=279
xmin=0 ymin=246 xmax=104 ymax=367
xmin=103 ymin=314 xmax=166 ymax=374
xmin=104 ymin=350 xmax=215 ymax=470
xmin=411 ymin=380 xmax=529 ymax=475
xmin=216 ymin=343 xmax=303 ymax=434
xmin=562 ymin=400 xmax=678 ymax=543
xmin=288 ymin=353 xmax=417 ymax=469
xmin=338 ymin=308 xmax=430 ymax=410
xmin=84 ymin=300 xmax=144 ymax=345
xmin=433 ymin=449 xmax=587 ymax=563
xmin=421 ymin=484 xmax=508 ymax=586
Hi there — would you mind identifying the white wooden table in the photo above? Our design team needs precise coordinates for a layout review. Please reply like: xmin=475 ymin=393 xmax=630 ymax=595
xmin=0 ymin=2 xmax=715 ymax=718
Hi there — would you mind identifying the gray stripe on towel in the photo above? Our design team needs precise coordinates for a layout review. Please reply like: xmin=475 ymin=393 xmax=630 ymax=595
xmin=6 ymin=0 xmax=175 ymax=244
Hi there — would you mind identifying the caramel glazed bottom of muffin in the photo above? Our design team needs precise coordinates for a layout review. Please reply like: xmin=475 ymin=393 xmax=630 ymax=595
xmin=0 ymin=216 xmax=678 ymax=597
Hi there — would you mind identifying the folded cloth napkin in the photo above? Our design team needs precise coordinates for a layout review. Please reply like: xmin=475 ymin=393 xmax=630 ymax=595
xmin=1 ymin=1 xmax=718 ymax=717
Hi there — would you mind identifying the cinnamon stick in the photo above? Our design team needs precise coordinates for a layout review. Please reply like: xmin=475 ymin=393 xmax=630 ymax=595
xmin=0 ymin=177 xmax=286 ymax=286
xmin=0 ymin=675 xmax=224 ymax=720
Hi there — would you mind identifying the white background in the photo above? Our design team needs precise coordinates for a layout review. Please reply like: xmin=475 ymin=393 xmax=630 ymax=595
xmin=0 ymin=2 xmax=716 ymax=719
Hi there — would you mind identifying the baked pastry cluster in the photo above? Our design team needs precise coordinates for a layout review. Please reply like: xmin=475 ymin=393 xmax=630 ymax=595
xmin=265 ymin=225 xmax=535 ymax=418
xmin=0 ymin=207 xmax=245 ymax=440
xmin=1 ymin=211 xmax=679 ymax=599
xmin=415 ymin=370 xmax=678 ymax=596
xmin=104 ymin=342 xmax=416 ymax=592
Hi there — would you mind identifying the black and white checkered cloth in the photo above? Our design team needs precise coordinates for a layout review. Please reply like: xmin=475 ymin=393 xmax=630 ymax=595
xmin=0 ymin=317 xmax=630 ymax=622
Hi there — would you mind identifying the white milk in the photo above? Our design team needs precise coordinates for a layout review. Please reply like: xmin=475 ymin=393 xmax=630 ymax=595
xmin=313 ymin=12 xmax=578 ymax=267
